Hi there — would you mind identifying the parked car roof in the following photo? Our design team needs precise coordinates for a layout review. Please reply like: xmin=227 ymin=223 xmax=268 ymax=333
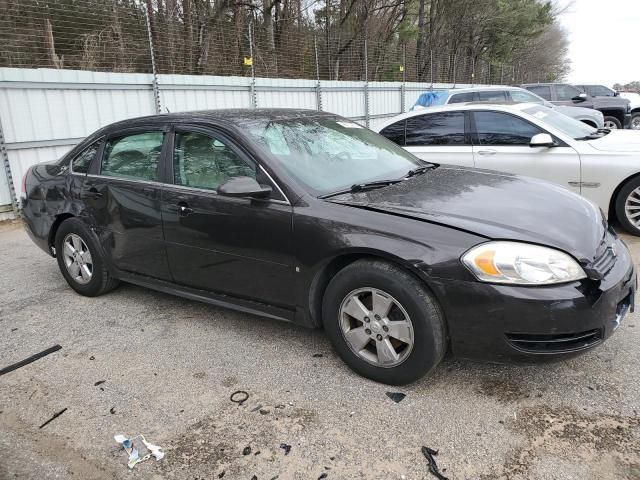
xmin=102 ymin=108 xmax=335 ymax=130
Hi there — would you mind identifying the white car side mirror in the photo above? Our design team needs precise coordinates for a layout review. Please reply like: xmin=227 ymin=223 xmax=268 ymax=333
xmin=530 ymin=133 xmax=556 ymax=148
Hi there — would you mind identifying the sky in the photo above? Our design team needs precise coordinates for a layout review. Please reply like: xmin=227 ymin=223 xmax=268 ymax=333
xmin=559 ymin=0 xmax=640 ymax=87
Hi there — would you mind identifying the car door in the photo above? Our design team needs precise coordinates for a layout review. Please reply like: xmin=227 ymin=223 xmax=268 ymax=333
xmin=402 ymin=111 xmax=474 ymax=166
xmin=470 ymin=110 xmax=581 ymax=193
xmin=161 ymin=126 xmax=295 ymax=308
xmin=82 ymin=128 xmax=172 ymax=280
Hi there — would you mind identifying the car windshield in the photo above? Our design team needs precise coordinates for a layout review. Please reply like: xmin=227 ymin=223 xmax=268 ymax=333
xmin=521 ymin=105 xmax=597 ymax=139
xmin=246 ymin=116 xmax=423 ymax=195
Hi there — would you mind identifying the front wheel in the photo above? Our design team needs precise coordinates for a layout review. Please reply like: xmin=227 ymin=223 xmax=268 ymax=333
xmin=603 ymin=116 xmax=622 ymax=129
xmin=322 ymin=259 xmax=446 ymax=385
xmin=615 ymin=177 xmax=640 ymax=236
xmin=631 ymin=113 xmax=640 ymax=131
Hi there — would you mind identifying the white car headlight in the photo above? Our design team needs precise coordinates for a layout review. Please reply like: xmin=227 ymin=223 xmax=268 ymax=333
xmin=462 ymin=241 xmax=586 ymax=285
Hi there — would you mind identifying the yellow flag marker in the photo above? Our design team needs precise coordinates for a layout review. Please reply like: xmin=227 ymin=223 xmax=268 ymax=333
xmin=243 ymin=57 xmax=253 ymax=66
xmin=399 ymin=65 xmax=404 ymax=72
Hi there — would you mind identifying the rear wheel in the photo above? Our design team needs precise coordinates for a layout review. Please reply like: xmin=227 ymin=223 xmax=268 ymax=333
xmin=615 ymin=177 xmax=640 ymax=236
xmin=603 ymin=116 xmax=622 ymax=129
xmin=322 ymin=259 xmax=446 ymax=385
xmin=54 ymin=218 xmax=119 ymax=296
xmin=631 ymin=113 xmax=640 ymax=131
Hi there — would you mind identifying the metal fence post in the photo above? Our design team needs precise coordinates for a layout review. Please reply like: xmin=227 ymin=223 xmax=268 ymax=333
xmin=248 ymin=20 xmax=257 ymax=108
xmin=364 ymin=39 xmax=370 ymax=128
xmin=429 ymin=49 xmax=433 ymax=90
xmin=143 ymin=3 xmax=162 ymax=114
xmin=314 ymin=37 xmax=322 ymax=111
xmin=0 ymin=117 xmax=19 ymax=217
xmin=471 ymin=57 xmax=475 ymax=86
xmin=452 ymin=54 xmax=457 ymax=87
xmin=400 ymin=44 xmax=406 ymax=113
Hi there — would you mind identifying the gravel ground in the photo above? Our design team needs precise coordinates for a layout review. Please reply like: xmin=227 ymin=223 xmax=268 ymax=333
xmin=0 ymin=220 xmax=639 ymax=480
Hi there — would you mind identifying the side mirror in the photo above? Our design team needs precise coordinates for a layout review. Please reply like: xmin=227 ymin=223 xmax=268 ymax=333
xmin=572 ymin=93 xmax=587 ymax=103
xmin=614 ymin=90 xmax=620 ymax=97
xmin=530 ymin=133 xmax=556 ymax=148
xmin=217 ymin=176 xmax=272 ymax=199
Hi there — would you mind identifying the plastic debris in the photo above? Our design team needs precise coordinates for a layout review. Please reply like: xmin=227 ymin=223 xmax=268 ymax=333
xmin=0 ymin=345 xmax=62 ymax=377
xmin=312 ymin=353 xmax=323 ymax=358
xmin=280 ymin=443 xmax=292 ymax=455
xmin=386 ymin=392 xmax=406 ymax=403
xmin=230 ymin=390 xmax=249 ymax=406
xmin=243 ymin=446 xmax=252 ymax=455
xmin=114 ymin=434 xmax=165 ymax=469
xmin=94 ymin=380 xmax=106 ymax=386
xmin=421 ymin=446 xmax=449 ymax=480
xmin=39 ymin=408 xmax=67 ymax=429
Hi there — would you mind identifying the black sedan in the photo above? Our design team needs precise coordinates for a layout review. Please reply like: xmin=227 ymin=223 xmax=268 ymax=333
xmin=21 ymin=109 xmax=636 ymax=385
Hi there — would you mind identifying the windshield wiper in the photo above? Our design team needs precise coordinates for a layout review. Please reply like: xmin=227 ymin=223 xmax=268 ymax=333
xmin=575 ymin=128 xmax=611 ymax=141
xmin=319 ymin=179 xmax=403 ymax=199
xmin=405 ymin=164 xmax=436 ymax=178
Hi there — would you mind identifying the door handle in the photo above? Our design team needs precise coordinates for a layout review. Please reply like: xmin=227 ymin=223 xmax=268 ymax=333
xmin=477 ymin=149 xmax=497 ymax=155
xmin=177 ymin=202 xmax=193 ymax=217
xmin=83 ymin=187 xmax=103 ymax=198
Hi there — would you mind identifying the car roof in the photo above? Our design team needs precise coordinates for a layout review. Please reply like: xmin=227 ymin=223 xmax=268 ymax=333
xmin=443 ymin=85 xmax=527 ymax=94
xmin=102 ymin=108 xmax=335 ymax=131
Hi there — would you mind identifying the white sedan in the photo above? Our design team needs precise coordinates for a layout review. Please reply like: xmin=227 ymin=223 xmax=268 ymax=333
xmin=375 ymin=103 xmax=640 ymax=235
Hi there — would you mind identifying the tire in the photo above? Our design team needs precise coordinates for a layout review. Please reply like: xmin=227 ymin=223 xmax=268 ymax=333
xmin=615 ymin=177 xmax=640 ymax=236
xmin=322 ymin=259 xmax=446 ymax=385
xmin=54 ymin=217 xmax=120 ymax=296
xmin=631 ymin=113 xmax=640 ymax=131
xmin=603 ymin=116 xmax=622 ymax=129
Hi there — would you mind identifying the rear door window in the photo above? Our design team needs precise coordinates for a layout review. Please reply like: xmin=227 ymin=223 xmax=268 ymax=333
xmin=473 ymin=111 xmax=543 ymax=146
xmin=448 ymin=92 xmax=475 ymax=104
xmin=379 ymin=120 xmax=406 ymax=145
xmin=477 ymin=90 xmax=507 ymax=102
xmin=405 ymin=112 xmax=466 ymax=146
xmin=525 ymin=85 xmax=552 ymax=100
xmin=101 ymin=132 xmax=164 ymax=181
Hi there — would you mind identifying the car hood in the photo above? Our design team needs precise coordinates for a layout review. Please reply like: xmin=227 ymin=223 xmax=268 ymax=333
xmin=329 ymin=166 xmax=605 ymax=263
xmin=587 ymin=130 xmax=640 ymax=152
xmin=555 ymin=105 xmax=599 ymax=118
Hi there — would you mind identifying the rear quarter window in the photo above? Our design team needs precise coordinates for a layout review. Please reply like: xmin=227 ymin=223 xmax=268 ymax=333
xmin=71 ymin=142 xmax=101 ymax=174
xmin=379 ymin=120 xmax=406 ymax=145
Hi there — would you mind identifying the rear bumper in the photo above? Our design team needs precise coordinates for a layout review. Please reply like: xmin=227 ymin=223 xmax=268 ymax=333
xmin=431 ymin=238 xmax=636 ymax=363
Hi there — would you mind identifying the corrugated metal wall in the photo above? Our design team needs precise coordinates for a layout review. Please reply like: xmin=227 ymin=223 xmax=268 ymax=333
xmin=0 ymin=67 xmax=479 ymax=216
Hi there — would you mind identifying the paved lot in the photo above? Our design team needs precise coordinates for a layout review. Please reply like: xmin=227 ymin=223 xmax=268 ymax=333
xmin=0 ymin=220 xmax=639 ymax=480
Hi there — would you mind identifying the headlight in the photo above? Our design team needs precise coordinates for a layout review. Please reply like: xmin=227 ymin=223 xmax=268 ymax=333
xmin=462 ymin=241 xmax=586 ymax=285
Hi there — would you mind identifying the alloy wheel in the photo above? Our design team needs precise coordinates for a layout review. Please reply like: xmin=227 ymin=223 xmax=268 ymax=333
xmin=603 ymin=119 xmax=619 ymax=129
xmin=624 ymin=187 xmax=640 ymax=229
xmin=339 ymin=287 xmax=414 ymax=368
xmin=632 ymin=116 xmax=640 ymax=130
xmin=62 ymin=233 xmax=93 ymax=285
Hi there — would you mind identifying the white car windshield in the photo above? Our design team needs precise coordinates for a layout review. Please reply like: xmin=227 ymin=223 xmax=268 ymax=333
xmin=246 ymin=116 xmax=423 ymax=195
xmin=522 ymin=105 xmax=598 ymax=140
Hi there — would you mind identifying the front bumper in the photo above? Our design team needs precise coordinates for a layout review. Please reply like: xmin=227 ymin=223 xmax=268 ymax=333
xmin=431 ymin=239 xmax=636 ymax=363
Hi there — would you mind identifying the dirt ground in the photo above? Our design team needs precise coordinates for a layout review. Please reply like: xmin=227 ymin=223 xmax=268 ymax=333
xmin=0 ymin=220 xmax=639 ymax=480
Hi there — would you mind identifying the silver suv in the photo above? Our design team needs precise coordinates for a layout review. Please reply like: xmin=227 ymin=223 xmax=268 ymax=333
xmin=412 ymin=86 xmax=604 ymax=129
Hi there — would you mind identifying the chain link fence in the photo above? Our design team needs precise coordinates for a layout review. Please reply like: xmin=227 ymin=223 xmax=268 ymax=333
xmin=0 ymin=0 xmax=546 ymax=85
